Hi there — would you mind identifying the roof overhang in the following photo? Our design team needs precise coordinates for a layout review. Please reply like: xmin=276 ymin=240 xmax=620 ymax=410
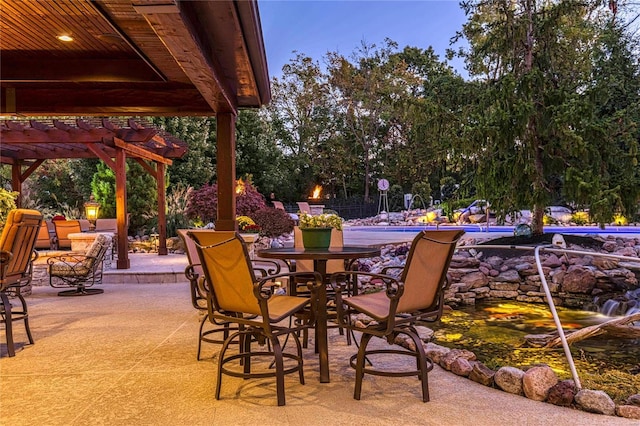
xmin=0 ymin=0 xmax=271 ymax=116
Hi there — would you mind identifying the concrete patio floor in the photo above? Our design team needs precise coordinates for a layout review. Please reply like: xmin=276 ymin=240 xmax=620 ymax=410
xmin=2 ymin=280 xmax=637 ymax=425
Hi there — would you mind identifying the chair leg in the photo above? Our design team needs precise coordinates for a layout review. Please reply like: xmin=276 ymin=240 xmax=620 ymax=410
xmin=353 ymin=333 xmax=374 ymax=400
xmin=1 ymin=292 xmax=15 ymax=357
xmin=406 ymin=329 xmax=430 ymax=402
xmin=270 ymin=335 xmax=286 ymax=406
xmin=215 ymin=333 xmax=236 ymax=400
xmin=196 ymin=315 xmax=208 ymax=360
xmin=15 ymin=292 xmax=34 ymax=345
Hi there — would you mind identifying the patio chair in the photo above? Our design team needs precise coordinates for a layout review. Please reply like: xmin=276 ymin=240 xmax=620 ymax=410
xmin=272 ymin=201 xmax=286 ymax=211
xmin=0 ymin=209 xmax=42 ymax=357
xmin=52 ymin=219 xmax=82 ymax=250
xmin=188 ymin=230 xmax=321 ymax=406
xmin=296 ymin=201 xmax=312 ymax=214
xmin=47 ymin=233 xmax=109 ymax=296
xmin=332 ymin=229 xmax=464 ymax=402
xmin=178 ymin=229 xmax=279 ymax=360
xmin=34 ymin=221 xmax=55 ymax=250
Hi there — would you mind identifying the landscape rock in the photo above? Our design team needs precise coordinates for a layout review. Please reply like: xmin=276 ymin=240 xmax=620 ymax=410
xmin=494 ymin=366 xmax=525 ymax=395
xmin=424 ymin=342 xmax=450 ymax=364
xmin=546 ymin=380 xmax=577 ymax=406
xmin=574 ymin=389 xmax=616 ymax=415
xmin=468 ymin=362 xmax=495 ymax=387
xmin=522 ymin=365 xmax=558 ymax=401
xmin=562 ymin=265 xmax=596 ymax=293
xmin=493 ymin=269 xmax=521 ymax=283
xmin=627 ymin=394 xmax=640 ymax=407
xmin=616 ymin=405 xmax=640 ymax=420
xmin=440 ymin=349 xmax=477 ymax=371
xmin=460 ymin=271 xmax=489 ymax=288
xmin=450 ymin=358 xmax=473 ymax=377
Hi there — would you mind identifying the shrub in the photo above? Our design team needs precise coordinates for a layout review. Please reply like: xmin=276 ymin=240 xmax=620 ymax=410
xmin=185 ymin=181 xmax=267 ymax=223
xmin=0 ymin=188 xmax=18 ymax=232
xmin=250 ymin=208 xmax=294 ymax=238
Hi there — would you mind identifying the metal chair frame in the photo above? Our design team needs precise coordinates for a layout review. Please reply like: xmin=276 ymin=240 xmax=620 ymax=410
xmin=47 ymin=236 xmax=109 ymax=296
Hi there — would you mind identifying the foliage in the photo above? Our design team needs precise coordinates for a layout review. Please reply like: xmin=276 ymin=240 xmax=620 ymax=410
xmin=411 ymin=181 xmax=432 ymax=206
xmin=249 ymin=207 xmax=295 ymax=238
xmin=92 ymin=160 xmax=157 ymax=235
xmin=298 ymin=213 xmax=343 ymax=230
xmin=185 ymin=179 xmax=267 ymax=224
xmin=142 ymin=183 xmax=193 ymax=237
xmin=236 ymin=215 xmax=256 ymax=232
xmin=387 ymin=184 xmax=405 ymax=211
xmin=25 ymin=159 xmax=90 ymax=213
xmin=0 ymin=188 xmax=18 ymax=230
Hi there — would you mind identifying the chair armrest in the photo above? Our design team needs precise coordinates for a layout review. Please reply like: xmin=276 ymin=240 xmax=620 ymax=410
xmin=251 ymin=259 xmax=281 ymax=277
xmin=330 ymin=271 xmax=404 ymax=300
xmin=381 ymin=265 xmax=404 ymax=275
xmin=47 ymin=254 xmax=88 ymax=265
xmin=254 ymin=271 xmax=322 ymax=299
xmin=0 ymin=250 xmax=13 ymax=279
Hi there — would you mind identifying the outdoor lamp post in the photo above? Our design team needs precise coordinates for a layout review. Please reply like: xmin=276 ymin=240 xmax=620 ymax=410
xmin=84 ymin=196 xmax=100 ymax=231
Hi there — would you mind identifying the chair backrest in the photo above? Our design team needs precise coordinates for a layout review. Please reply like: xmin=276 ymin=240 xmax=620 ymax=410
xmin=293 ymin=226 xmax=344 ymax=274
xmin=178 ymin=229 xmax=205 ymax=277
xmin=80 ymin=234 xmax=109 ymax=269
xmin=53 ymin=220 xmax=82 ymax=249
xmin=0 ymin=209 xmax=43 ymax=289
xmin=396 ymin=230 xmax=464 ymax=314
xmin=297 ymin=202 xmax=311 ymax=214
xmin=272 ymin=201 xmax=286 ymax=211
xmin=95 ymin=218 xmax=118 ymax=233
xmin=188 ymin=230 xmax=261 ymax=316
xmin=78 ymin=219 xmax=91 ymax=232
xmin=35 ymin=221 xmax=52 ymax=250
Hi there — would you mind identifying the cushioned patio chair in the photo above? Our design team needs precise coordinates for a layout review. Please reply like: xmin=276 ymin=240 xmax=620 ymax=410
xmin=332 ymin=230 xmax=464 ymax=402
xmin=47 ymin=234 xmax=109 ymax=296
xmin=52 ymin=219 xmax=82 ymax=250
xmin=0 ymin=209 xmax=42 ymax=357
xmin=35 ymin=221 xmax=54 ymax=250
xmin=188 ymin=230 xmax=321 ymax=406
xmin=296 ymin=201 xmax=312 ymax=214
xmin=178 ymin=229 xmax=282 ymax=360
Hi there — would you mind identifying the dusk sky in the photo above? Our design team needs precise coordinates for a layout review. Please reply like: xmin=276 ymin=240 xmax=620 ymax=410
xmin=259 ymin=0 xmax=469 ymax=79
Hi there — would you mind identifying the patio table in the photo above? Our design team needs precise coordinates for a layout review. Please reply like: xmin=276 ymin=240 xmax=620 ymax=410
xmin=257 ymin=245 xmax=380 ymax=383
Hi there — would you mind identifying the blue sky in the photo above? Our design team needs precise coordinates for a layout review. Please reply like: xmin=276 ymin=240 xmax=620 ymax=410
xmin=259 ymin=0 xmax=469 ymax=78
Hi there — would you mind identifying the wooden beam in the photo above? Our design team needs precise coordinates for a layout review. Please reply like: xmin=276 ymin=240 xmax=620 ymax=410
xmin=156 ymin=162 xmax=168 ymax=255
xmin=133 ymin=2 xmax=237 ymax=113
xmin=20 ymin=159 xmax=44 ymax=181
xmin=215 ymin=112 xmax=237 ymax=231
xmin=85 ymin=143 xmax=117 ymax=170
xmin=113 ymin=137 xmax=172 ymax=165
xmin=115 ymin=148 xmax=130 ymax=269
xmin=132 ymin=158 xmax=157 ymax=177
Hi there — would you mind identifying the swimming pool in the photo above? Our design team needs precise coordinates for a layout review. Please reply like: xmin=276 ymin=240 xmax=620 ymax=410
xmin=344 ymin=224 xmax=640 ymax=235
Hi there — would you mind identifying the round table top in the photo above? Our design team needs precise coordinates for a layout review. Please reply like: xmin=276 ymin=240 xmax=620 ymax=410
xmin=257 ymin=246 xmax=380 ymax=260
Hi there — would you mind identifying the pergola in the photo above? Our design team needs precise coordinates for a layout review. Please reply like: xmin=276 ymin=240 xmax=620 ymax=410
xmin=0 ymin=118 xmax=187 ymax=268
xmin=0 ymin=0 xmax=271 ymax=268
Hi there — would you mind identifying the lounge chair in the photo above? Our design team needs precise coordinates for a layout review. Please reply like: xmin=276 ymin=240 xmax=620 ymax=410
xmin=296 ymin=201 xmax=312 ymax=214
xmin=34 ymin=221 xmax=54 ymax=250
xmin=332 ymin=230 xmax=464 ymax=402
xmin=0 ymin=209 xmax=42 ymax=357
xmin=52 ymin=220 xmax=82 ymax=250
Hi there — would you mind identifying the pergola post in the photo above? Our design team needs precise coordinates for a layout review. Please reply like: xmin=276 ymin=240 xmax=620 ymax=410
xmin=115 ymin=148 xmax=130 ymax=269
xmin=156 ymin=162 xmax=167 ymax=255
xmin=215 ymin=112 xmax=237 ymax=231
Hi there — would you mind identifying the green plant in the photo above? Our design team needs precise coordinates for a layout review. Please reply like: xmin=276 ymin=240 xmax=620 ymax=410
xmin=0 ymin=188 xmax=18 ymax=231
xmin=298 ymin=213 xmax=342 ymax=230
xmin=249 ymin=208 xmax=295 ymax=238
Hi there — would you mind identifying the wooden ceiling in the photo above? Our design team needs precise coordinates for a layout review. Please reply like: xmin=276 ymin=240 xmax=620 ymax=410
xmin=0 ymin=0 xmax=271 ymax=116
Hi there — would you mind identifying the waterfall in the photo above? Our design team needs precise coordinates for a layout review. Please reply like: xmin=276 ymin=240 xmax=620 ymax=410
xmin=598 ymin=288 xmax=640 ymax=317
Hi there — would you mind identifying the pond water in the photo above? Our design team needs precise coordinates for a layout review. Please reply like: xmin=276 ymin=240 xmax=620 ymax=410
xmin=430 ymin=301 xmax=640 ymax=397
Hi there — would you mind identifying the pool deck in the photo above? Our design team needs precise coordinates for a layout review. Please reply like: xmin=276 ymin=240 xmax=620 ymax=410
xmin=3 ymin=228 xmax=638 ymax=425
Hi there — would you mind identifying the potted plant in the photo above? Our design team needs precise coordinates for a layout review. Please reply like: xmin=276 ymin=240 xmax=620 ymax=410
xmin=298 ymin=212 xmax=342 ymax=249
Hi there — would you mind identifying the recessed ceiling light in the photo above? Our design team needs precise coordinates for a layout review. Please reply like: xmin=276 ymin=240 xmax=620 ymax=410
xmin=56 ymin=35 xmax=74 ymax=42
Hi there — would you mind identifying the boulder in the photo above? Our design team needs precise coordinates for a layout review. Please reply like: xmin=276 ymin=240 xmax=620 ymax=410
xmin=562 ymin=265 xmax=596 ymax=293
xmin=450 ymin=358 xmax=473 ymax=377
xmin=469 ymin=362 xmax=495 ymax=387
xmin=494 ymin=366 xmax=525 ymax=395
xmin=542 ymin=254 xmax=563 ymax=268
xmin=522 ymin=365 xmax=558 ymax=401
xmin=460 ymin=271 xmax=490 ymax=289
xmin=616 ymin=405 xmax=640 ymax=420
xmin=424 ymin=342 xmax=450 ymax=364
xmin=574 ymin=389 xmax=616 ymax=415
xmin=440 ymin=349 xmax=477 ymax=371
xmin=546 ymin=380 xmax=577 ymax=406
xmin=493 ymin=269 xmax=521 ymax=283
xmin=628 ymin=394 xmax=640 ymax=407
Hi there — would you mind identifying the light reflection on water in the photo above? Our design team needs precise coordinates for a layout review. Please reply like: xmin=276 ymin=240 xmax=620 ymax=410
xmin=431 ymin=301 xmax=640 ymax=376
